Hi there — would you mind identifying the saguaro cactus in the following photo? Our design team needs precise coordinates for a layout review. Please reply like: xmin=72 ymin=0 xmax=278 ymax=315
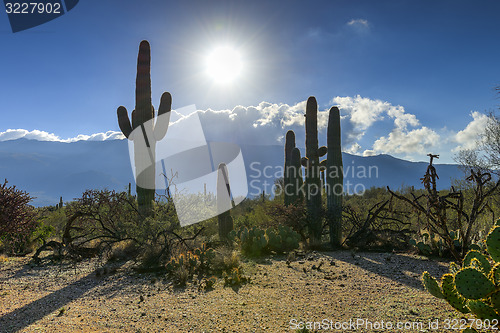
xmin=117 ymin=40 xmax=171 ymax=217
xmin=289 ymin=147 xmax=304 ymax=204
xmin=217 ymin=163 xmax=234 ymax=240
xmin=302 ymin=97 xmax=327 ymax=242
xmin=326 ymin=106 xmax=343 ymax=247
xmin=284 ymin=130 xmax=296 ymax=206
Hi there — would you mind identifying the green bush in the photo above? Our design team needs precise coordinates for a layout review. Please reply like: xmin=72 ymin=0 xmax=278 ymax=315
xmin=229 ymin=225 xmax=300 ymax=257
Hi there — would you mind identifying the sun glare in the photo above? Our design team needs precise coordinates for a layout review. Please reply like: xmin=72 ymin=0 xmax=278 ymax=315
xmin=206 ymin=46 xmax=243 ymax=84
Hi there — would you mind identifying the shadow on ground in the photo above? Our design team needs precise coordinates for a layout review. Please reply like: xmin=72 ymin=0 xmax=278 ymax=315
xmin=323 ymin=251 xmax=451 ymax=290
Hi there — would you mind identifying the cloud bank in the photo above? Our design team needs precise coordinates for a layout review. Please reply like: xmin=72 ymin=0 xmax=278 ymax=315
xmin=1 ymin=96 xmax=487 ymax=162
xmin=0 ymin=129 xmax=125 ymax=142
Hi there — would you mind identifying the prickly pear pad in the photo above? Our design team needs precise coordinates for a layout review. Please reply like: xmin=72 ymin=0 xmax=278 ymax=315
xmin=455 ymin=268 xmax=495 ymax=300
xmin=487 ymin=226 xmax=500 ymax=262
xmin=422 ymin=271 xmax=444 ymax=299
xmin=441 ymin=274 xmax=469 ymax=313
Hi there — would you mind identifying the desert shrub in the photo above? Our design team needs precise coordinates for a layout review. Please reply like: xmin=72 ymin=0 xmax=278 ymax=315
xmin=222 ymin=267 xmax=249 ymax=286
xmin=266 ymin=225 xmax=301 ymax=254
xmin=0 ymin=180 xmax=38 ymax=254
xmin=36 ymin=207 xmax=67 ymax=239
xmin=43 ymin=189 xmax=183 ymax=267
xmin=210 ymin=246 xmax=240 ymax=273
xmin=266 ymin=201 xmax=308 ymax=240
xmin=229 ymin=225 xmax=300 ymax=257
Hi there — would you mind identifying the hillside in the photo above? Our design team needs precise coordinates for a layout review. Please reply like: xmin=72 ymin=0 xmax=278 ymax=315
xmin=0 ymin=139 xmax=464 ymax=206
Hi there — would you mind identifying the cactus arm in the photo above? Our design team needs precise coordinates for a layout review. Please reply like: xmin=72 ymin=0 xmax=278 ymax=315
xmin=318 ymin=146 xmax=327 ymax=156
xmin=117 ymin=106 xmax=133 ymax=139
xmin=154 ymin=92 xmax=172 ymax=141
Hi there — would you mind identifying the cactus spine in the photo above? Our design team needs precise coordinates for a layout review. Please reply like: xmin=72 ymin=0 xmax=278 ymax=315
xmin=117 ymin=40 xmax=171 ymax=217
xmin=303 ymin=97 xmax=327 ymax=242
xmin=326 ymin=106 xmax=343 ymax=247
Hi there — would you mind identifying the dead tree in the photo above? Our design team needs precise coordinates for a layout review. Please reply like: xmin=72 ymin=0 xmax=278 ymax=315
xmin=388 ymin=154 xmax=500 ymax=261
xmin=344 ymin=199 xmax=412 ymax=250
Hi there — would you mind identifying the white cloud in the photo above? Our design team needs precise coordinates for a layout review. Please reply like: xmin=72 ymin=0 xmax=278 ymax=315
xmin=453 ymin=111 xmax=489 ymax=151
xmin=0 ymin=129 xmax=125 ymax=142
xmin=347 ymin=19 xmax=369 ymax=28
xmin=4 ymin=96 xmax=483 ymax=164
xmin=372 ymin=127 xmax=440 ymax=158
xmin=346 ymin=19 xmax=370 ymax=33
xmin=345 ymin=143 xmax=361 ymax=154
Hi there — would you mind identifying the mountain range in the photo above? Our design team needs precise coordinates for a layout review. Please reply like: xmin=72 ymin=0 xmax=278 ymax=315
xmin=0 ymin=139 xmax=465 ymax=207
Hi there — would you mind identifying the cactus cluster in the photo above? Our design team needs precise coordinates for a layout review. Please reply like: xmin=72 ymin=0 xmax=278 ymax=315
xmin=229 ymin=226 xmax=300 ymax=257
xmin=267 ymin=225 xmax=301 ymax=254
xmin=423 ymin=219 xmax=500 ymax=331
xmin=223 ymin=267 xmax=249 ymax=286
xmin=411 ymin=230 xmax=471 ymax=257
xmin=283 ymin=97 xmax=343 ymax=246
xmin=165 ymin=243 xmax=215 ymax=276
xmin=117 ymin=40 xmax=171 ymax=217
xmin=229 ymin=226 xmax=268 ymax=257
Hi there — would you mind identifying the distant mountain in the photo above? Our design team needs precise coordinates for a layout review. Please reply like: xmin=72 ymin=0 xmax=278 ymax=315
xmin=0 ymin=139 xmax=465 ymax=207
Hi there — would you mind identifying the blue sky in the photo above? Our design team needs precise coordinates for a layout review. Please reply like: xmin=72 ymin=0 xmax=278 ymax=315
xmin=1 ymin=0 xmax=499 ymax=163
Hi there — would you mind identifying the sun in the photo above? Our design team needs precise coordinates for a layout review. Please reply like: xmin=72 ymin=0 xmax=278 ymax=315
xmin=206 ymin=46 xmax=243 ymax=84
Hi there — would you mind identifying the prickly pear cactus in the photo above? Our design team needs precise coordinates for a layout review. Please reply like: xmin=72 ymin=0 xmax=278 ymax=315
xmin=422 ymin=219 xmax=500 ymax=331
xmin=266 ymin=225 xmax=300 ymax=254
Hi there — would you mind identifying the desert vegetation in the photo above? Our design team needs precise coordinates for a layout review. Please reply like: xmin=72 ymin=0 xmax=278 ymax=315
xmin=1 ymin=40 xmax=499 ymax=333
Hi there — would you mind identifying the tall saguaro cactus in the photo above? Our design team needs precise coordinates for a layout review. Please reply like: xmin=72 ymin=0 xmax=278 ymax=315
xmin=303 ymin=97 xmax=327 ymax=242
xmin=217 ymin=163 xmax=234 ymax=240
xmin=117 ymin=40 xmax=172 ymax=217
xmin=284 ymin=130 xmax=295 ymax=206
xmin=326 ymin=106 xmax=343 ymax=247
xmin=289 ymin=147 xmax=304 ymax=205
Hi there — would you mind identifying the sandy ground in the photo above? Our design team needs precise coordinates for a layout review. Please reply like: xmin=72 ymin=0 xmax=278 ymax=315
xmin=0 ymin=251 xmax=462 ymax=333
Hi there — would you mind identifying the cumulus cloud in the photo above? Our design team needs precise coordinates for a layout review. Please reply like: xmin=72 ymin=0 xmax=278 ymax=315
xmin=198 ymin=101 xmax=308 ymax=146
xmin=332 ymin=95 xmax=426 ymax=152
xmin=372 ymin=127 xmax=440 ymax=157
xmin=5 ymin=96 xmax=481 ymax=163
xmin=0 ymin=129 xmax=125 ymax=142
xmin=453 ymin=111 xmax=490 ymax=151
